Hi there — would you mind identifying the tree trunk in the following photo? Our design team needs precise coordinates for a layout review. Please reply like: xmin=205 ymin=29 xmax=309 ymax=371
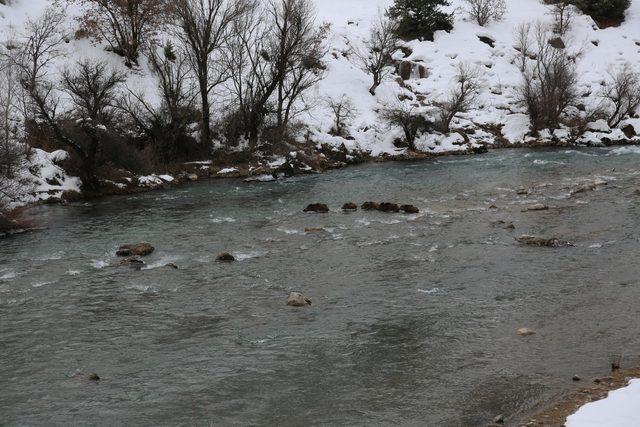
xmin=199 ymin=83 xmax=211 ymax=144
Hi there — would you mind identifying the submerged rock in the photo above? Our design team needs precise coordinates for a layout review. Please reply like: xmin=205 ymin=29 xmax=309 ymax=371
xmin=517 ymin=327 xmax=536 ymax=336
xmin=116 ymin=242 xmax=154 ymax=257
xmin=401 ymin=204 xmax=420 ymax=214
xmin=378 ymin=202 xmax=400 ymax=213
xmin=342 ymin=202 xmax=358 ymax=211
xmin=165 ymin=263 xmax=179 ymax=269
xmin=303 ymin=203 xmax=329 ymax=213
xmin=522 ymin=204 xmax=549 ymax=212
xmin=361 ymin=201 xmax=380 ymax=210
xmin=88 ymin=373 xmax=100 ymax=382
xmin=516 ymin=186 xmax=529 ymax=195
xmin=304 ymin=227 xmax=324 ymax=233
xmin=287 ymin=292 xmax=312 ymax=307
xmin=216 ymin=252 xmax=235 ymax=262
xmin=516 ymin=235 xmax=573 ymax=247
xmin=570 ymin=183 xmax=597 ymax=196
xmin=119 ymin=256 xmax=145 ymax=269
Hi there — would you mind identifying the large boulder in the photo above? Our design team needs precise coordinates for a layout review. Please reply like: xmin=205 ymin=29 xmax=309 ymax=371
xmin=303 ymin=203 xmax=329 ymax=213
xmin=287 ymin=292 xmax=312 ymax=307
xmin=116 ymin=242 xmax=154 ymax=257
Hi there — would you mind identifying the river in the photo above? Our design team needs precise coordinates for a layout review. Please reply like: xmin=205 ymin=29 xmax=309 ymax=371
xmin=2 ymin=147 xmax=640 ymax=425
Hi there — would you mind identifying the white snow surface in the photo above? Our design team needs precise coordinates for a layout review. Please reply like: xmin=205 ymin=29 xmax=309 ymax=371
xmin=566 ymin=379 xmax=640 ymax=427
xmin=2 ymin=0 xmax=640 ymax=200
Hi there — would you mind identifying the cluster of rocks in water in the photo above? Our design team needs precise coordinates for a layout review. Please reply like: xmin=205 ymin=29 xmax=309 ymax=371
xmin=303 ymin=201 xmax=420 ymax=214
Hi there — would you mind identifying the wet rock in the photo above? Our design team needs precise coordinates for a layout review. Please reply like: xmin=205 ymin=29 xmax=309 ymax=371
xmin=517 ymin=327 xmax=536 ymax=336
xmin=516 ymin=235 xmax=573 ymax=247
xmin=119 ymin=256 xmax=145 ymax=269
xmin=361 ymin=201 xmax=380 ymax=210
xmin=516 ymin=187 xmax=529 ymax=195
xmin=342 ymin=202 xmax=358 ymax=211
xmin=400 ymin=204 xmax=419 ymax=214
xmin=488 ymin=204 xmax=498 ymax=210
xmin=187 ymin=173 xmax=198 ymax=181
xmin=88 ymin=373 xmax=100 ymax=382
xmin=304 ymin=227 xmax=324 ymax=233
xmin=287 ymin=292 xmax=312 ymax=307
xmin=573 ymin=375 xmax=581 ymax=381
xmin=493 ymin=414 xmax=504 ymax=424
xmin=116 ymin=242 xmax=155 ymax=257
xmin=216 ymin=252 xmax=235 ymax=262
xmin=522 ymin=204 xmax=549 ymax=212
xmin=570 ymin=183 xmax=597 ymax=196
xmin=61 ymin=190 xmax=83 ymax=202
xmin=504 ymin=223 xmax=515 ymax=230
xmin=303 ymin=203 xmax=329 ymax=213
xmin=378 ymin=202 xmax=400 ymax=213
xmin=165 ymin=263 xmax=179 ymax=269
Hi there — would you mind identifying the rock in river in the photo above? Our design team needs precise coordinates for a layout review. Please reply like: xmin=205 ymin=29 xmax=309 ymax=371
xmin=522 ymin=204 xmax=549 ymax=212
xmin=287 ymin=292 xmax=312 ymax=307
xmin=517 ymin=328 xmax=536 ymax=336
xmin=361 ymin=201 xmax=380 ymax=210
xmin=342 ymin=202 xmax=358 ymax=211
xmin=216 ymin=252 xmax=235 ymax=262
xmin=401 ymin=204 xmax=420 ymax=214
xmin=378 ymin=202 xmax=400 ymax=213
xmin=120 ymin=256 xmax=145 ymax=269
xmin=116 ymin=242 xmax=155 ymax=257
xmin=303 ymin=203 xmax=329 ymax=213
xmin=516 ymin=235 xmax=572 ymax=247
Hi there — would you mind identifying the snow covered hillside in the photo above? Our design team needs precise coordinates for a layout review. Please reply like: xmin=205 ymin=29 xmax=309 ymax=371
xmin=1 ymin=0 xmax=640 ymax=205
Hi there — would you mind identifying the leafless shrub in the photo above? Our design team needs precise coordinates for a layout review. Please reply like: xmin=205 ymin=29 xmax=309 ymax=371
xmin=380 ymin=102 xmax=432 ymax=151
xmin=601 ymin=64 xmax=640 ymax=128
xmin=353 ymin=11 xmax=399 ymax=96
xmin=326 ymin=95 xmax=357 ymax=137
xmin=465 ymin=0 xmax=506 ymax=26
xmin=516 ymin=23 xmax=578 ymax=133
xmin=0 ymin=59 xmax=26 ymax=179
xmin=435 ymin=64 xmax=481 ymax=133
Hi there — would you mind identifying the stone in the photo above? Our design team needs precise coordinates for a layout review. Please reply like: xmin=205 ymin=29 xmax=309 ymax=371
xmin=61 ymin=190 xmax=83 ymax=202
xmin=342 ymin=202 xmax=358 ymax=211
xmin=621 ymin=123 xmax=636 ymax=139
xmin=573 ymin=375 xmax=581 ymax=381
xmin=400 ymin=204 xmax=420 ymax=214
xmin=549 ymin=37 xmax=566 ymax=49
xmin=165 ymin=263 xmax=179 ymax=269
xmin=304 ymin=227 xmax=324 ymax=233
xmin=517 ymin=328 xmax=536 ymax=336
xmin=216 ymin=252 xmax=235 ymax=262
xmin=119 ymin=256 xmax=145 ymax=268
xmin=505 ymin=223 xmax=515 ymax=230
xmin=493 ymin=414 xmax=504 ymax=424
xmin=303 ymin=203 xmax=329 ymax=213
xmin=516 ymin=235 xmax=573 ymax=247
xmin=570 ymin=183 xmax=597 ymax=196
xmin=287 ymin=292 xmax=311 ymax=307
xmin=522 ymin=204 xmax=549 ymax=212
xmin=378 ymin=202 xmax=400 ymax=213
xmin=361 ymin=201 xmax=380 ymax=210
xmin=116 ymin=242 xmax=154 ymax=257
xmin=516 ymin=187 xmax=529 ymax=195
xmin=187 ymin=173 xmax=198 ymax=181
xmin=88 ymin=373 xmax=100 ymax=382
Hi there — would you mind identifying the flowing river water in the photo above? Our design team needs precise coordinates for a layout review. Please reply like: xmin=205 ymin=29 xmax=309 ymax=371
xmin=2 ymin=147 xmax=640 ymax=426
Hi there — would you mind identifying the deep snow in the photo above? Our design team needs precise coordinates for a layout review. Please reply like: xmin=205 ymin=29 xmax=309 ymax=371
xmin=566 ymin=379 xmax=640 ymax=427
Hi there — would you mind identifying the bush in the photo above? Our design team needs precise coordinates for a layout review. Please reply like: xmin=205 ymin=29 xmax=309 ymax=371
xmin=388 ymin=0 xmax=453 ymax=41
xmin=516 ymin=24 xmax=578 ymax=133
xmin=435 ymin=64 xmax=481 ymax=132
xmin=465 ymin=0 xmax=506 ymax=26
xmin=381 ymin=102 xmax=432 ymax=150
xmin=574 ymin=0 xmax=630 ymax=21
xmin=601 ymin=64 xmax=640 ymax=128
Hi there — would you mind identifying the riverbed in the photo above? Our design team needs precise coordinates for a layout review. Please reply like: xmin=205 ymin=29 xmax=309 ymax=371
xmin=2 ymin=147 xmax=640 ymax=425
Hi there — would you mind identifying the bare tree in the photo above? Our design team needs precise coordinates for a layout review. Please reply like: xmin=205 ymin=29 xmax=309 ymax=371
xmin=465 ymin=0 xmax=506 ymax=26
xmin=516 ymin=23 xmax=578 ymax=133
xmin=353 ymin=12 xmax=399 ymax=96
xmin=326 ymin=95 xmax=357 ymax=137
xmin=121 ymin=41 xmax=198 ymax=162
xmin=550 ymin=0 xmax=574 ymax=35
xmin=435 ymin=64 xmax=481 ymax=133
xmin=226 ymin=0 xmax=326 ymax=148
xmin=601 ymin=64 xmax=640 ymax=128
xmin=171 ymin=0 xmax=255 ymax=145
xmin=380 ymin=101 xmax=432 ymax=151
xmin=67 ymin=0 xmax=167 ymax=65
xmin=0 ymin=59 xmax=25 ymax=179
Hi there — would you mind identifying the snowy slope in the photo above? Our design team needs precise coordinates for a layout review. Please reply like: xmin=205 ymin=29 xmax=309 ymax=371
xmin=566 ymin=379 xmax=640 ymax=427
xmin=2 ymin=0 xmax=640 ymax=196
